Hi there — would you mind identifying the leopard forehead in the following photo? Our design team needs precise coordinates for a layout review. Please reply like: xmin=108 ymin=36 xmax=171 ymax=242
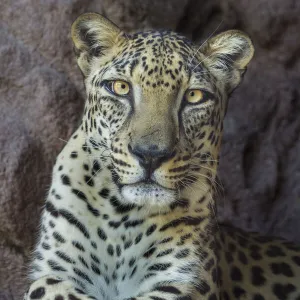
xmin=88 ymin=30 xmax=216 ymax=94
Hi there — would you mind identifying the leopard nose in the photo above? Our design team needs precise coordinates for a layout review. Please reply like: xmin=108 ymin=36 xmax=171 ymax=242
xmin=128 ymin=143 xmax=175 ymax=172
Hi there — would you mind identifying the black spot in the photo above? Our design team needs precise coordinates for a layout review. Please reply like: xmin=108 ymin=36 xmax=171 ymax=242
xmin=109 ymin=220 xmax=121 ymax=229
xmin=228 ymin=242 xmax=236 ymax=252
xmin=42 ymin=242 xmax=51 ymax=250
xmin=55 ymin=295 xmax=64 ymax=300
xmin=35 ymin=252 xmax=43 ymax=260
xmin=71 ymin=189 xmax=87 ymax=201
xmin=124 ymin=240 xmax=133 ymax=249
xmin=160 ymin=216 xmax=204 ymax=231
xmin=146 ymin=224 xmax=157 ymax=236
xmin=99 ymin=188 xmax=109 ymax=198
xmin=251 ymin=266 xmax=266 ymax=286
xmin=30 ymin=287 xmax=45 ymax=299
xmin=72 ymin=241 xmax=85 ymax=252
xmin=60 ymin=209 xmax=90 ymax=238
xmin=45 ymin=201 xmax=59 ymax=218
xmin=55 ymin=251 xmax=75 ymax=264
xmin=266 ymin=245 xmax=286 ymax=257
xmin=87 ymin=203 xmax=100 ymax=217
xmin=155 ymin=286 xmax=181 ymax=295
xmin=238 ymin=250 xmax=248 ymax=265
xmin=175 ymin=248 xmax=190 ymax=259
xmin=148 ymin=263 xmax=171 ymax=271
xmin=233 ymin=286 xmax=246 ymax=298
xmin=157 ymin=249 xmax=173 ymax=257
xmin=61 ymin=175 xmax=71 ymax=185
xmin=204 ymin=258 xmax=214 ymax=271
xmin=68 ymin=294 xmax=81 ymax=300
xmin=249 ymin=244 xmax=262 ymax=260
xmin=222 ymin=292 xmax=230 ymax=300
xmin=84 ymin=175 xmax=94 ymax=187
xmin=49 ymin=220 xmax=55 ymax=227
xmin=53 ymin=231 xmax=66 ymax=243
xmin=97 ymin=228 xmax=107 ymax=241
xmin=74 ymin=288 xmax=85 ymax=295
xmin=225 ymin=251 xmax=233 ymax=263
xmin=237 ymin=236 xmax=248 ymax=247
xmin=135 ymin=233 xmax=143 ymax=244
xmin=78 ymin=256 xmax=88 ymax=270
xmin=73 ymin=267 xmax=93 ymax=284
xmin=270 ymin=262 xmax=294 ymax=277
xmin=92 ymin=160 xmax=101 ymax=175
xmin=211 ymin=267 xmax=217 ymax=283
xmin=143 ymin=247 xmax=157 ymax=258
xmin=150 ymin=297 xmax=165 ymax=300
xmin=91 ymin=263 xmax=101 ymax=275
xmin=230 ymin=266 xmax=242 ymax=281
xmin=91 ymin=253 xmax=100 ymax=264
xmin=70 ymin=151 xmax=78 ymax=158
xmin=292 ymin=256 xmax=300 ymax=266
xmin=110 ymin=196 xmax=135 ymax=214
xmin=196 ymin=280 xmax=210 ymax=295
xmin=129 ymin=257 xmax=136 ymax=267
xmin=176 ymin=296 xmax=192 ymax=300
xmin=273 ymin=283 xmax=296 ymax=300
xmin=208 ymin=294 xmax=218 ymax=300
xmin=130 ymin=265 xmax=138 ymax=278
xmin=107 ymin=244 xmax=114 ymax=256
xmin=91 ymin=241 xmax=97 ymax=249
xmin=124 ymin=219 xmax=144 ymax=228
xmin=48 ymin=260 xmax=67 ymax=272
xmin=170 ymin=198 xmax=190 ymax=210
xmin=253 ymin=294 xmax=264 ymax=300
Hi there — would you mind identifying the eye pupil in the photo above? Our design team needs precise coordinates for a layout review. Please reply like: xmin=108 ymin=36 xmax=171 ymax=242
xmin=190 ymin=91 xmax=195 ymax=97
xmin=121 ymin=84 xmax=126 ymax=89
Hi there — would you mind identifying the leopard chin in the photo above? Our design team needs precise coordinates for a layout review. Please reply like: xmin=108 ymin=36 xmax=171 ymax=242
xmin=121 ymin=182 xmax=178 ymax=206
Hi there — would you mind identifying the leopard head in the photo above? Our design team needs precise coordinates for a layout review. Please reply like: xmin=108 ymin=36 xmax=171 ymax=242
xmin=71 ymin=13 xmax=254 ymax=206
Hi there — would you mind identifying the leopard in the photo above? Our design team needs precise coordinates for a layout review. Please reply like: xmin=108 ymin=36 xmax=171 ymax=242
xmin=24 ymin=13 xmax=300 ymax=300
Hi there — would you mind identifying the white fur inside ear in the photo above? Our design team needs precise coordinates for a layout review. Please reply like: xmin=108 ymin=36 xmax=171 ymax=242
xmin=198 ymin=30 xmax=254 ymax=92
xmin=71 ymin=13 xmax=125 ymax=75
xmin=201 ymin=30 xmax=254 ymax=71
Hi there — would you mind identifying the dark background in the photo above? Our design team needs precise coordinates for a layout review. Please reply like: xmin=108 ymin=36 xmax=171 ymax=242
xmin=1 ymin=0 xmax=300 ymax=298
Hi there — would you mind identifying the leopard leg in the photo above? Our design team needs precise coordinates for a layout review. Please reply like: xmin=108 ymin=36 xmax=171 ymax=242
xmin=24 ymin=276 xmax=95 ymax=300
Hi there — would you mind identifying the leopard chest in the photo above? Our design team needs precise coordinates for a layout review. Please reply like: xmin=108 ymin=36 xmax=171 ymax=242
xmin=46 ymin=209 xmax=189 ymax=300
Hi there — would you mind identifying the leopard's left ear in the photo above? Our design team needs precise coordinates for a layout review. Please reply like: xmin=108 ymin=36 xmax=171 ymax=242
xmin=71 ymin=13 xmax=126 ymax=76
xmin=200 ymin=30 xmax=254 ymax=93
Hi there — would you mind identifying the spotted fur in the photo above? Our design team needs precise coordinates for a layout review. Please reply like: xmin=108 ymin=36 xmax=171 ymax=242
xmin=24 ymin=13 xmax=300 ymax=300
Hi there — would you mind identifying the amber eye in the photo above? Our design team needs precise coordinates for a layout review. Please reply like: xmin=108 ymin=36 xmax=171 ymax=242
xmin=185 ymin=89 xmax=206 ymax=104
xmin=110 ymin=80 xmax=130 ymax=96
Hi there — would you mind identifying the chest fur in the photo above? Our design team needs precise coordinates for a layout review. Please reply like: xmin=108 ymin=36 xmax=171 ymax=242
xmin=34 ymin=130 xmax=200 ymax=300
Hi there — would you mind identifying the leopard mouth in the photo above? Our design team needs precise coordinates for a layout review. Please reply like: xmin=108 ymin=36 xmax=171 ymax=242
xmin=120 ymin=180 xmax=178 ymax=206
xmin=135 ymin=178 xmax=176 ymax=189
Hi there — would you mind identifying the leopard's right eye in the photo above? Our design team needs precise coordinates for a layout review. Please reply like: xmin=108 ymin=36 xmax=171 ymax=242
xmin=104 ymin=80 xmax=131 ymax=97
xmin=184 ymin=89 xmax=212 ymax=104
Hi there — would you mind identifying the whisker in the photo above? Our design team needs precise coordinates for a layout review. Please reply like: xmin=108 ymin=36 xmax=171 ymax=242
xmin=188 ymin=20 xmax=224 ymax=64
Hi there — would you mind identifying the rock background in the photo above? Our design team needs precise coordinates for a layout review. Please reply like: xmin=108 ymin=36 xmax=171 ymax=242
xmin=1 ymin=0 xmax=300 ymax=298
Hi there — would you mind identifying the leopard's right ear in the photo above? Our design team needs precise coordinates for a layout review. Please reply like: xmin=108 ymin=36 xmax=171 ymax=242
xmin=71 ymin=13 xmax=126 ymax=76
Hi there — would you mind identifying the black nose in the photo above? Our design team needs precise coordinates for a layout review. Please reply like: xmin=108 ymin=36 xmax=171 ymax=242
xmin=128 ymin=143 xmax=175 ymax=174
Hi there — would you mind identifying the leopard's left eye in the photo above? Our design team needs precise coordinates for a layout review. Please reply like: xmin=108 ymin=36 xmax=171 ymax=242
xmin=105 ymin=80 xmax=130 ymax=96
xmin=185 ymin=89 xmax=210 ymax=104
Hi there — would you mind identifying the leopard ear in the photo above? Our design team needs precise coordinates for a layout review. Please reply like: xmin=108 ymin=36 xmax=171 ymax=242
xmin=200 ymin=30 xmax=254 ymax=92
xmin=71 ymin=13 xmax=125 ymax=76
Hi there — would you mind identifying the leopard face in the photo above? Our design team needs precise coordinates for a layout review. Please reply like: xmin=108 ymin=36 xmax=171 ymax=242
xmin=72 ymin=13 xmax=254 ymax=206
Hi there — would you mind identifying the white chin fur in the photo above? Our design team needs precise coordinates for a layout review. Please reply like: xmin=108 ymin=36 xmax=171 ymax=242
xmin=121 ymin=183 xmax=177 ymax=206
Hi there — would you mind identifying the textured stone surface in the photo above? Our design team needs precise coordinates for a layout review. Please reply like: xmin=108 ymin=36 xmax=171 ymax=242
xmin=1 ymin=0 xmax=300 ymax=298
